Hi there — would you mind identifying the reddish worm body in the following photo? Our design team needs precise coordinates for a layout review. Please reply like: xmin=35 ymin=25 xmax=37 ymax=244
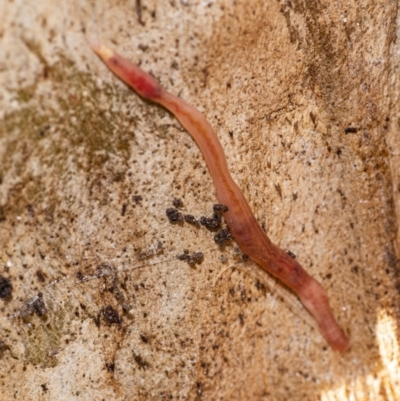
xmin=92 ymin=44 xmax=350 ymax=352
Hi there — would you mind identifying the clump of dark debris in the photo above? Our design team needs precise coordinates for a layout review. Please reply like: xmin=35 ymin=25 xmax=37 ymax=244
xmin=166 ymin=202 xmax=229 ymax=231
xmin=213 ymin=204 xmax=228 ymax=213
xmin=199 ymin=213 xmax=221 ymax=230
xmin=177 ymin=250 xmax=204 ymax=266
xmin=214 ymin=228 xmax=232 ymax=246
xmin=198 ymin=204 xmax=229 ymax=231
xmin=166 ymin=208 xmax=184 ymax=224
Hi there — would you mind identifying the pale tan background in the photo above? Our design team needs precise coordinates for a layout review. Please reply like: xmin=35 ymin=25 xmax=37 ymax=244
xmin=0 ymin=0 xmax=400 ymax=400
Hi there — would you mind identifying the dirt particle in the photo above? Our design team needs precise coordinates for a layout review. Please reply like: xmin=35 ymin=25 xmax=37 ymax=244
xmin=138 ymin=43 xmax=149 ymax=52
xmin=36 ymin=270 xmax=46 ymax=283
xmin=184 ymin=214 xmax=200 ymax=227
xmin=39 ymin=124 xmax=51 ymax=137
xmin=121 ymin=203 xmax=127 ymax=216
xmin=106 ymin=361 xmax=115 ymax=372
xmin=101 ymin=305 xmax=122 ymax=325
xmin=286 ymin=250 xmax=296 ymax=259
xmin=0 ymin=276 xmax=12 ymax=299
xmin=19 ymin=293 xmax=48 ymax=319
xmin=32 ymin=293 xmax=48 ymax=316
xmin=255 ymin=279 xmax=266 ymax=292
xmin=0 ymin=207 xmax=6 ymax=222
xmin=136 ymin=0 xmax=144 ymax=25
xmin=172 ymin=198 xmax=184 ymax=208
xmin=344 ymin=126 xmax=358 ymax=133
xmin=133 ymin=352 xmax=150 ymax=369
xmin=199 ymin=213 xmax=221 ymax=230
xmin=274 ymin=183 xmax=282 ymax=198
xmin=76 ymin=271 xmax=84 ymax=281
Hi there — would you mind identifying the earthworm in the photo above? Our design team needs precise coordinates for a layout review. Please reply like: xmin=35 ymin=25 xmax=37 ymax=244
xmin=91 ymin=44 xmax=350 ymax=352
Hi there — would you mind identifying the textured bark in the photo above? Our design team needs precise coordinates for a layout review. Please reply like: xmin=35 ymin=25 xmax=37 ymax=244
xmin=0 ymin=0 xmax=399 ymax=400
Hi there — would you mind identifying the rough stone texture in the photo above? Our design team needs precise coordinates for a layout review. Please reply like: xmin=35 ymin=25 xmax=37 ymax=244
xmin=0 ymin=0 xmax=399 ymax=400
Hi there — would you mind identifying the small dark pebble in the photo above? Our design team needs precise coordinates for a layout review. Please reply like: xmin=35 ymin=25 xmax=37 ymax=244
xmin=32 ymin=294 xmax=48 ymax=316
xmin=133 ymin=353 xmax=149 ymax=369
xmin=184 ymin=214 xmax=200 ymax=227
xmin=76 ymin=271 xmax=84 ymax=281
xmin=177 ymin=253 xmax=190 ymax=262
xmin=344 ymin=127 xmax=358 ymax=133
xmin=106 ymin=362 xmax=115 ymax=372
xmin=138 ymin=43 xmax=148 ymax=52
xmin=26 ymin=204 xmax=35 ymax=217
xmin=199 ymin=213 xmax=221 ymax=230
xmin=121 ymin=203 xmax=127 ymax=216
xmin=0 ymin=340 xmax=7 ymax=358
xmin=286 ymin=250 xmax=296 ymax=259
xmin=214 ymin=228 xmax=232 ymax=246
xmin=36 ymin=269 xmax=46 ymax=283
xmin=102 ymin=305 xmax=122 ymax=325
xmin=172 ymin=198 xmax=184 ymax=208
xmin=0 ymin=275 xmax=12 ymax=299
xmin=133 ymin=195 xmax=143 ymax=204
xmin=213 ymin=204 xmax=228 ymax=213
xmin=166 ymin=208 xmax=183 ymax=224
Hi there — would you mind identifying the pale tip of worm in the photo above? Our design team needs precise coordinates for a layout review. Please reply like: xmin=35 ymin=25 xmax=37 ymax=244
xmin=90 ymin=42 xmax=114 ymax=61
